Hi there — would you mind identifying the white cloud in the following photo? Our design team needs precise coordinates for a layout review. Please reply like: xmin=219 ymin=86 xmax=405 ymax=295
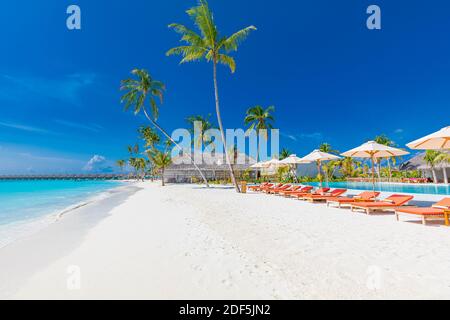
xmin=394 ymin=128 xmax=404 ymax=134
xmin=83 ymin=155 xmax=114 ymax=173
xmin=281 ymin=131 xmax=323 ymax=142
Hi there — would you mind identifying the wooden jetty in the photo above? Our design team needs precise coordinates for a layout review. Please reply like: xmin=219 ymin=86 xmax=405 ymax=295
xmin=0 ymin=174 xmax=130 ymax=181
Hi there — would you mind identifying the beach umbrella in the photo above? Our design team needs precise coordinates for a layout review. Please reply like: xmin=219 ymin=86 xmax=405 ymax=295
xmin=406 ymin=126 xmax=450 ymax=150
xmin=299 ymin=150 xmax=341 ymax=187
xmin=250 ymin=161 xmax=267 ymax=168
xmin=341 ymin=141 xmax=409 ymax=191
xmin=279 ymin=154 xmax=304 ymax=165
xmin=262 ymin=158 xmax=287 ymax=168
xmin=280 ymin=154 xmax=304 ymax=182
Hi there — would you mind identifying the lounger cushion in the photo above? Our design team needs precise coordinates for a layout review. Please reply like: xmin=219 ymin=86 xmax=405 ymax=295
xmin=396 ymin=208 xmax=444 ymax=216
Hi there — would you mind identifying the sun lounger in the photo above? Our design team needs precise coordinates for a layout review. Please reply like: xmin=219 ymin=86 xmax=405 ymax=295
xmin=327 ymin=191 xmax=380 ymax=208
xmin=261 ymin=183 xmax=284 ymax=193
xmin=273 ymin=185 xmax=302 ymax=195
xmin=395 ymin=198 xmax=450 ymax=225
xmin=266 ymin=184 xmax=292 ymax=194
xmin=301 ymin=189 xmax=347 ymax=202
xmin=350 ymin=194 xmax=414 ymax=215
xmin=249 ymin=182 xmax=271 ymax=191
xmin=279 ymin=186 xmax=313 ymax=197
xmin=292 ymin=187 xmax=331 ymax=199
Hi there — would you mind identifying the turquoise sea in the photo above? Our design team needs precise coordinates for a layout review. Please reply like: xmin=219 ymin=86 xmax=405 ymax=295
xmin=0 ymin=180 xmax=122 ymax=227
xmin=306 ymin=181 xmax=450 ymax=196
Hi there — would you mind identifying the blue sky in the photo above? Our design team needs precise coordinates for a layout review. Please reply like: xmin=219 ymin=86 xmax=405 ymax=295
xmin=0 ymin=0 xmax=449 ymax=173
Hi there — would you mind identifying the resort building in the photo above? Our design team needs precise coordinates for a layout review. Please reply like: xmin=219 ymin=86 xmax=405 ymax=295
xmin=164 ymin=152 xmax=256 ymax=183
xmin=400 ymin=152 xmax=450 ymax=183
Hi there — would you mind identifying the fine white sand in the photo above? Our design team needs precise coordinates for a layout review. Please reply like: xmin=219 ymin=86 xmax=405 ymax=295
xmin=2 ymin=182 xmax=450 ymax=299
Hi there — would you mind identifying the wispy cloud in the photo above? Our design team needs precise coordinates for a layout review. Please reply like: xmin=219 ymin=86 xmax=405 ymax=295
xmin=394 ymin=128 xmax=404 ymax=134
xmin=55 ymin=119 xmax=103 ymax=132
xmin=281 ymin=131 xmax=324 ymax=142
xmin=0 ymin=73 xmax=96 ymax=105
xmin=0 ymin=121 xmax=54 ymax=134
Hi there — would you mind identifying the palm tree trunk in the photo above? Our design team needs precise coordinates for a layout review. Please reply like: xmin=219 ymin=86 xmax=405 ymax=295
xmin=432 ymin=168 xmax=438 ymax=184
xmin=161 ymin=168 xmax=165 ymax=186
xmin=142 ymin=108 xmax=210 ymax=188
xmin=387 ymin=158 xmax=392 ymax=182
xmin=213 ymin=59 xmax=240 ymax=192
xmin=443 ymin=168 xmax=449 ymax=184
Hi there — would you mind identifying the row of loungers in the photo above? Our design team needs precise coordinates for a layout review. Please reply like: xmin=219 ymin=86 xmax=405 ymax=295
xmin=249 ymin=182 xmax=450 ymax=226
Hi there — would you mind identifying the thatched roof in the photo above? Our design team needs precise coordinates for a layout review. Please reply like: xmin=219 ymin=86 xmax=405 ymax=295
xmin=167 ymin=152 xmax=256 ymax=171
xmin=399 ymin=151 xmax=449 ymax=171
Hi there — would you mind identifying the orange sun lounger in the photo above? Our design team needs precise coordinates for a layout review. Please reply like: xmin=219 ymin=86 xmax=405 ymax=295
xmin=350 ymin=194 xmax=414 ymax=215
xmin=327 ymin=191 xmax=380 ymax=208
xmin=249 ymin=182 xmax=271 ymax=191
xmin=300 ymin=189 xmax=347 ymax=202
xmin=395 ymin=198 xmax=450 ymax=226
xmin=261 ymin=183 xmax=284 ymax=193
xmin=272 ymin=185 xmax=302 ymax=195
xmin=292 ymin=187 xmax=331 ymax=199
xmin=266 ymin=184 xmax=292 ymax=194
xmin=279 ymin=186 xmax=313 ymax=197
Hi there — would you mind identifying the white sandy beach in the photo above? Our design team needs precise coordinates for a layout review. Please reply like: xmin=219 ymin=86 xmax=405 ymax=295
xmin=1 ymin=182 xmax=450 ymax=299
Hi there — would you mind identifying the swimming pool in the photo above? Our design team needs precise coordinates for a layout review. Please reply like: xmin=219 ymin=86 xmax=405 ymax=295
xmin=306 ymin=181 xmax=450 ymax=196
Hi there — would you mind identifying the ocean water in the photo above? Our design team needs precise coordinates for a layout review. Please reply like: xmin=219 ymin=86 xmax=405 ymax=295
xmin=306 ymin=181 xmax=450 ymax=196
xmin=0 ymin=180 xmax=123 ymax=247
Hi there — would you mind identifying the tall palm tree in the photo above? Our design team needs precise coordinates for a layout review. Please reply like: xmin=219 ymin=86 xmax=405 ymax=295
xmin=244 ymin=105 xmax=275 ymax=162
xmin=121 ymin=68 xmax=209 ymax=187
xmin=167 ymin=0 xmax=256 ymax=193
xmin=147 ymin=149 xmax=172 ymax=186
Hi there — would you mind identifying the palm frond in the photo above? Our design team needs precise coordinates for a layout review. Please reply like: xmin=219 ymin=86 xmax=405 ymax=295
xmin=221 ymin=26 xmax=257 ymax=52
xmin=216 ymin=54 xmax=236 ymax=73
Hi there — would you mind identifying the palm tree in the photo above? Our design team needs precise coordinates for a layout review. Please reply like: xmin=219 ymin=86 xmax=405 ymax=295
xmin=319 ymin=143 xmax=339 ymax=154
xmin=139 ymin=126 xmax=161 ymax=148
xmin=374 ymin=134 xmax=397 ymax=180
xmin=121 ymin=69 xmax=209 ymax=187
xmin=186 ymin=114 xmax=216 ymax=148
xmin=147 ymin=149 xmax=172 ymax=186
xmin=244 ymin=105 xmax=275 ymax=162
xmin=116 ymin=160 xmax=126 ymax=174
xmin=339 ymin=157 xmax=356 ymax=178
xmin=167 ymin=0 xmax=256 ymax=193
xmin=279 ymin=148 xmax=291 ymax=160
xmin=424 ymin=150 xmax=444 ymax=183
xmin=436 ymin=152 xmax=450 ymax=184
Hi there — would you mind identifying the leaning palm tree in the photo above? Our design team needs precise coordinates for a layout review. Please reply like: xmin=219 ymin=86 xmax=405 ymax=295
xmin=167 ymin=0 xmax=256 ymax=193
xmin=244 ymin=105 xmax=275 ymax=162
xmin=121 ymin=68 xmax=209 ymax=187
